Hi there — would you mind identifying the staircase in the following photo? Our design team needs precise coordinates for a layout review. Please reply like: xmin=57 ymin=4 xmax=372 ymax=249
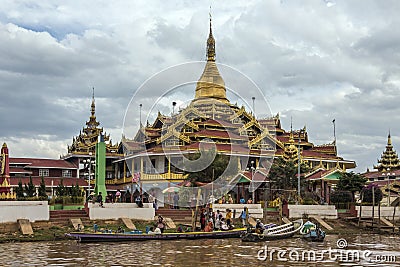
xmin=49 ymin=210 xmax=90 ymax=227
xmin=155 ymin=208 xmax=193 ymax=225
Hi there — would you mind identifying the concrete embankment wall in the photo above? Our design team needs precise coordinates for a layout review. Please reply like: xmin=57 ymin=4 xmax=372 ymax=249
xmin=0 ymin=201 xmax=49 ymax=223
xmin=356 ymin=206 xmax=400 ymax=219
xmin=288 ymin=204 xmax=338 ymax=219
xmin=88 ymin=203 xmax=155 ymax=220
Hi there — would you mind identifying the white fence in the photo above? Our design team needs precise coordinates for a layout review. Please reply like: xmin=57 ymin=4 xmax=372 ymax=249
xmin=0 ymin=201 xmax=49 ymax=223
xmin=356 ymin=206 xmax=400 ymax=219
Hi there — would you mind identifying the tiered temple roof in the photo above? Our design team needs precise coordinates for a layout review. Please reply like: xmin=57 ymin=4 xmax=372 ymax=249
xmin=67 ymin=89 xmax=120 ymax=156
xmin=124 ymin=17 xmax=355 ymax=172
xmin=374 ymin=133 xmax=400 ymax=171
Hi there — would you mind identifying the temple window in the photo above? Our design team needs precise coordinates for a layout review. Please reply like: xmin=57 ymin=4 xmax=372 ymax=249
xmin=62 ymin=170 xmax=72 ymax=177
xmin=39 ymin=169 xmax=49 ymax=177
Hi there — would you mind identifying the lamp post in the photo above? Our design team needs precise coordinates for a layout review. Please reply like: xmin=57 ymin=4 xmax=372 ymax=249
xmin=84 ymin=152 xmax=95 ymax=197
xmin=251 ymin=160 xmax=255 ymax=202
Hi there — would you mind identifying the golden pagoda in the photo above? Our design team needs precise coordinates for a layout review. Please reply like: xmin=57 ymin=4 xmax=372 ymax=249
xmin=374 ymin=133 xmax=400 ymax=171
xmin=119 ymin=17 xmax=356 ymax=205
xmin=67 ymin=89 xmax=119 ymax=155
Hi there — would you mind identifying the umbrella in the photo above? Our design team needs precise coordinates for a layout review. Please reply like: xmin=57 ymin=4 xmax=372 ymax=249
xmin=162 ymin=187 xmax=180 ymax=194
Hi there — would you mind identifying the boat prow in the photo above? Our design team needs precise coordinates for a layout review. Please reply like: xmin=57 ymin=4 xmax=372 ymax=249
xmin=241 ymin=219 xmax=303 ymax=242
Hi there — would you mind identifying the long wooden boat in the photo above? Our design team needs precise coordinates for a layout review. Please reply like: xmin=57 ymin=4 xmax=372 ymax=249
xmin=241 ymin=219 xmax=303 ymax=242
xmin=66 ymin=228 xmax=246 ymax=243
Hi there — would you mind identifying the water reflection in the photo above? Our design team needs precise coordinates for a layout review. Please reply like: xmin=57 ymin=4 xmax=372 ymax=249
xmin=1 ymin=234 xmax=399 ymax=266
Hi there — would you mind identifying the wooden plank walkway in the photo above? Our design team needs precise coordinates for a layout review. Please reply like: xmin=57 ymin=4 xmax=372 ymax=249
xmin=17 ymin=219 xmax=33 ymax=235
xmin=70 ymin=218 xmax=83 ymax=230
xmin=310 ymin=215 xmax=333 ymax=230
xmin=121 ymin=218 xmax=136 ymax=230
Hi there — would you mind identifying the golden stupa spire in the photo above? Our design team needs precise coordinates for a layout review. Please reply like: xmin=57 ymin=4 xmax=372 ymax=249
xmin=91 ymin=87 xmax=96 ymax=118
xmin=207 ymin=10 xmax=215 ymax=62
xmin=194 ymin=12 xmax=228 ymax=104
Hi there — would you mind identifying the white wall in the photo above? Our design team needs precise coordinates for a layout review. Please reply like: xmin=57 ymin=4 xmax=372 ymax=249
xmin=288 ymin=204 xmax=338 ymax=219
xmin=356 ymin=206 xmax=400 ymax=219
xmin=0 ymin=201 xmax=49 ymax=223
xmin=88 ymin=203 xmax=155 ymax=220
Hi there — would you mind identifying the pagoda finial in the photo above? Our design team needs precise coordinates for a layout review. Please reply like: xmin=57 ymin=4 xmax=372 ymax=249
xmin=91 ymin=87 xmax=96 ymax=118
xmin=388 ymin=130 xmax=392 ymax=146
xmin=206 ymin=8 xmax=215 ymax=62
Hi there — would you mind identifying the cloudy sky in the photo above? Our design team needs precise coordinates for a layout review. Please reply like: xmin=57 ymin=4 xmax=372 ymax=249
xmin=1 ymin=0 xmax=399 ymax=172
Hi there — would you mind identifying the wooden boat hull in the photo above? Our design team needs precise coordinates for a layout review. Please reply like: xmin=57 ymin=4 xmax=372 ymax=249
xmin=66 ymin=228 xmax=246 ymax=243
xmin=241 ymin=219 xmax=303 ymax=242
xmin=302 ymin=229 xmax=326 ymax=242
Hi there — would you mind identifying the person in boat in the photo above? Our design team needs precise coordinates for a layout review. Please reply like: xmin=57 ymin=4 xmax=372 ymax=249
xmin=135 ymin=195 xmax=143 ymax=208
xmin=156 ymin=215 xmax=166 ymax=233
xmin=214 ymin=210 xmax=221 ymax=222
xmin=225 ymin=209 xmax=232 ymax=228
xmin=154 ymin=227 xmax=162 ymax=234
xmin=96 ymin=192 xmax=104 ymax=208
xmin=220 ymin=218 xmax=229 ymax=231
xmin=200 ymin=209 xmax=206 ymax=231
xmin=117 ymin=226 xmax=124 ymax=233
xmin=204 ymin=219 xmax=214 ymax=232
xmin=255 ymin=219 xmax=264 ymax=234
xmin=147 ymin=226 xmax=155 ymax=234
xmin=240 ymin=207 xmax=249 ymax=226
xmin=214 ymin=214 xmax=222 ymax=230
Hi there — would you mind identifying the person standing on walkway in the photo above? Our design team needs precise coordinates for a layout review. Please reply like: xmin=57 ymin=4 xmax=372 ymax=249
xmin=173 ymin=192 xmax=179 ymax=209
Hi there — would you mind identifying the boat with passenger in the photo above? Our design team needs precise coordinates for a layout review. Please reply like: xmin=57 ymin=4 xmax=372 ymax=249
xmin=241 ymin=219 xmax=303 ymax=242
xmin=299 ymin=221 xmax=326 ymax=242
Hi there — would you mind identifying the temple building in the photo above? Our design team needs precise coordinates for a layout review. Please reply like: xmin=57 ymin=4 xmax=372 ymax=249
xmin=0 ymin=143 xmax=15 ymax=199
xmin=364 ymin=133 xmax=400 ymax=205
xmin=61 ymin=89 xmax=122 ymax=188
xmin=120 ymin=18 xmax=356 ymax=205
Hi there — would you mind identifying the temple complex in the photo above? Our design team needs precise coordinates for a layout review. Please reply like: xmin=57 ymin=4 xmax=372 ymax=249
xmin=120 ymin=18 xmax=356 ymax=205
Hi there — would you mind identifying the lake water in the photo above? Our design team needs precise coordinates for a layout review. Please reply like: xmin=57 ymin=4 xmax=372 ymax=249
xmin=2 ymin=234 xmax=400 ymax=266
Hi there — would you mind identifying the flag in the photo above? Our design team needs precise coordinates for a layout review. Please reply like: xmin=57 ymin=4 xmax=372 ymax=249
xmin=132 ymin=172 xmax=141 ymax=183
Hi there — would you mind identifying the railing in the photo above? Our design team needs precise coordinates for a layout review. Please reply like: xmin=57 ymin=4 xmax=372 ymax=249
xmin=85 ymin=172 xmax=188 ymax=185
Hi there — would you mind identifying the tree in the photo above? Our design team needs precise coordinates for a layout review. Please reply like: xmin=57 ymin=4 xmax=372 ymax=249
xmin=361 ymin=183 xmax=383 ymax=205
xmin=184 ymin=148 xmax=238 ymax=184
xmin=16 ymin=179 xmax=24 ymax=199
xmin=330 ymin=190 xmax=353 ymax=204
xmin=38 ymin=176 xmax=47 ymax=198
xmin=55 ymin=179 xmax=66 ymax=197
xmin=336 ymin=172 xmax=367 ymax=202
xmin=24 ymin=176 xmax=36 ymax=197
xmin=268 ymin=157 xmax=310 ymax=198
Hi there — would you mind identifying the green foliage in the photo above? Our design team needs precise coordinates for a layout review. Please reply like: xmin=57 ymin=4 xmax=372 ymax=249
xmin=184 ymin=148 xmax=238 ymax=183
xmin=38 ymin=176 xmax=47 ymax=198
xmin=330 ymin=190 xmax=353 ymax=204
xmin=24 ymin=176 xmax=36 ymax=197
xmin=268 ymin=157 xmax=310 ymax=195
xmin=361 ymin=184 xmax=383 ymax=205
xmin=16 ymin=179 xmax=24 ymax=199
xmin=55 ymin=179 xmax=67 ymax=197
xmin=336 ymin=172 xmax=367 ymax=201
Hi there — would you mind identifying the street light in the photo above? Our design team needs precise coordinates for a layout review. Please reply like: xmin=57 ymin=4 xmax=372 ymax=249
xmin=384 ymin=168 xmax=396 ymax=206
xmin=83 ymin=152 xmax=95 ymax=196
xmin=250 ymin=160 xmax=255 ymax=202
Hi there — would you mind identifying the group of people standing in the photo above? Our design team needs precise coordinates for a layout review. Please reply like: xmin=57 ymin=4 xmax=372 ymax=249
xmin=199 ymin=208 xmax=236 ymax=232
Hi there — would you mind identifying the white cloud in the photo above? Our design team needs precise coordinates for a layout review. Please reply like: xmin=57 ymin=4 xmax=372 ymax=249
xmin=0 ymin=1 xmax=398 ymax=172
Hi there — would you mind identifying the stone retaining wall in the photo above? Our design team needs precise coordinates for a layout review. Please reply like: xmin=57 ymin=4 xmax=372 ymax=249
xmin=88 ymin=203 xmax=155 ymax=220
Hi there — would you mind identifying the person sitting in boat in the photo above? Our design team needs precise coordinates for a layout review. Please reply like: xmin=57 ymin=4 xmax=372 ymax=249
xmin=204 ymin=219 xmax=214 ymax=232
xmin=147 ymin=227 xmax=155 ymax=234
xmin=117 ymin=226 xmax=124 ymax=233
xmin=255 ymin=219 xmax=264 ymax=234
xmin=156 ymin=215 xmax=166 ymax=233
xmin=154 ymin=227 xmax=162 ymax=234
xmin=220 ymin=218 xmax=229 ymax=231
